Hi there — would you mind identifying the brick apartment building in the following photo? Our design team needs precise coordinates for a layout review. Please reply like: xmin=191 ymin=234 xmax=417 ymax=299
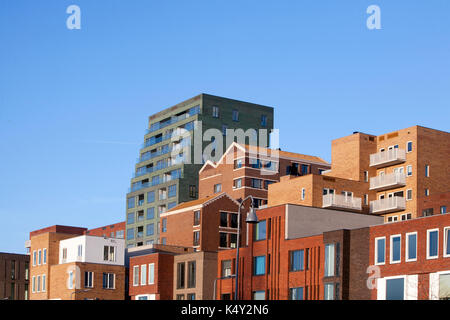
xmin=27 ymin=225 xmax=125 ymax=300
xmin=127 ymin=244 xmax=194 ymax=300
xmin=85 ymin=221 xmax=126 ymax=239
xmin=215 ymin=204 xmax=383 ymax=300
xmin=268 ymin=126 xmax=450 ymax=222
xmin=159 ymin=192 xmax=241 ymax=251
xmin=0 ymin=252 xmax=30 ymax=300
xmin=199 ymin=142 xmax=330 ymax=208
xmin=369 ymin=214 xmax=450 ymax=300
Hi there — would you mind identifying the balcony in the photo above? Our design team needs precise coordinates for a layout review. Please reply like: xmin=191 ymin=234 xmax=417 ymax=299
xmin=322 ymin=194 xmax=362 ymax=212
xmin=370 ymin=149 xmax=406 ymax=168
xmin=369 ymin=172 xmax=406 ymax=191
xmin=370 ymin=196 xmax=406 ymax=214
xmin=147 ymin=106 xmax=200 ymax=134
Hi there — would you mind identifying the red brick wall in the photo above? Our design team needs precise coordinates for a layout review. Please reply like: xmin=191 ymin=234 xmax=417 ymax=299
xmin=85 ymin=222 xmax=126 ymax=238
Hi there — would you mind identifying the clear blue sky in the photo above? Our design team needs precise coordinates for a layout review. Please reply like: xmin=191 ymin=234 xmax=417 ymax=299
xmin=0 ymin=1 xmax=449 ymax=254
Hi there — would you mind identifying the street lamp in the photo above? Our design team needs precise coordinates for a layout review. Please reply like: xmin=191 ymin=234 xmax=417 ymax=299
xmin=234 ymin=195 xmax=259 ymax=300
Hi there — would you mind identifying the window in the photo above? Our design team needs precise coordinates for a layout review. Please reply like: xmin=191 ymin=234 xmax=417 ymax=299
xmin=406 ymin=165 xmax=412 ymax=177
xmin=77 ymin=244 xmax=83 ymax=258
xmin=219 ymin=233 xmax=227 ymax=248
xmin=405 ymin=232 xmax=417 ymax=262
xmin=62 ymin=248 xmax=67 ymax=261
xmin=401 ymin=213 xmax=412 ymax=221
xmin=324 ymin=244 xmax=335 ymax=277
xmin=148 ymin=263 xmax=155 ymax=284
xmin=253 ymin=256 xmax=266 ymax=276
xmin=427 ymin=229 xmax=439 ymax=259
xmin=140 ymin=265 xmax=147 ymax=285
xmin=103 ymin=273 xmax=115 ymax=289
xmin=261 ymin=115 xmax=267 ymax=127
xmin=425 ymin=189 xmax=430 ymax=196
xmin=289 ymin=250 xmax=304 ymax=272
xmin=406 ymin=189 xmax=412 ymax=201
xmin=127 ymin=212 xmax=135 ymax=224
xmin=220 ymin=212 xmax=228 ymax=227
xmin=33 ymin=251 xmax=36 ymax=266
xmin=168 ymin=202 xmax=177 ymax=210
xmin=439 ymin=274 xmax=450 ymax=300
xmin=10 ymin=260 xmax=15 ymax=280
xmin=168 ymin=185 xmax=177 ymax=198
xmin=161 ymin=237 xmax=166 ymax=245
xmin=364 ymin=194 xmax=369 ymax=205
xmin=161 ymin=218 xmax=167 ymax=233
xmin=300 ymin=164 xmax=309 ymax=175
xmin=445 ymin=228 xmax=450 ymax=258
xmin=127 ymin=197 xmax=135 ymax=209
xmin=147 ymin=207 xmax=155 ymax=220
xmin=441 ymin=206 xmax=448 ymax=214
xmin=375 ymin=237 xmax=385 ymax=265
xmin=214 ymin=183 xmax=222 ymax=193
xmin=324 ymin=283 xmax=334 ymax=300
xmin=251 ymin=178 xmax=263 ymax=189
xmin=364 ymin=171 xmax=369 ymax=182
xmin=187 ymin=261 xmax=196 ymax=288
xmin=127 ymin=228 xmax=135 ymax=240
xmin=390 ymin=235 xmax=401 ymax=263
xmin=177 ymin=263 xmax=185 ymax=289
xmin=103 ymin=246 xmax=116 ymax=262
xmin=68 ymin=272 xmax=73 ymax=290
xmin=193 ymin=231 xmax=200 ymax=246
xmin=301 ymin=188 xmax=306 ymax=200
xmin=43 ymin=249 xmax=47 ymax=265
xmin=176 ymin=294 xmax=185 ymax=300
xmin=406 ymin=141 xmax=413 ymax=153
xmin=189 ymin=185 xmax=197 ymax=198
xmin=425 ymin=165 xmax=430 ymax=177
xmin=253 ymin=291 xmax=265 ymax=300
xmin=423 ymin=208 xmax=434 ymax=217
xmin=25 ymin=262 xmax=29 ymax=281
xmin=147 ymin=191 xmax=155 ymax=203
xmin=41 ymin=274 xmax=46 ymax=292
xmin=32 ymin=276 xmax=36 ymax=293
xmin=234 ymin=159 xmax=243 ymax=169
xmin=193 ymin=210 xmax=200 ymax=226
xmin=222 ymin=125 xmax=227 ymax=136
xmin=233 ymin=178 xmax=242 ymax=188
xmin=137 ymin=211 xmax=145 ymax=222
xmin=146 ymin=223 xmax=154 ymax=236
xmin=187 ymin=293 xmax=195 ymax=300
xmin=230 ymin=213 xmax=238 ymax=228
xmin=221 ymin=260 xmax=232 ymax=277
xmin=232 ymin=109 xmax=239 ymax=121
xmin=386 ymin=278 xmax=404 ymax=300
xmin=38 ymin=249 xmax=42 ymax=265
xmin=254 ymin=220 xmax=266 ymax=241
xmin=85 ymin=271 xmax=93 ymax=288
xmin=212 ymin=106 xmax=219 ymax=118
xmin=289 ymin=287 xmax=304 ymax=300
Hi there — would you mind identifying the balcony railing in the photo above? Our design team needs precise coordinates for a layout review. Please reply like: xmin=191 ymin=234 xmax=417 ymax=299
xmin=147 ymin=106 xmax=200 ymax=134
xmin=129 ymin=169 xmax=183 ymax=193
xmin=322 ymin=194 xmax=362 ymax=212
xmin=369 ymin=172 xmax=406 ymax=191
xmin=370 ymin=149 xmax=406 ymax=168
xmin=370 ymin=196 xmax=406 ymax=214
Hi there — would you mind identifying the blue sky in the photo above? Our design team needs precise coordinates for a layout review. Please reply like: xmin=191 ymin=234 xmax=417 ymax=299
xmin=0 ymin=1 xmax=449 ymax=253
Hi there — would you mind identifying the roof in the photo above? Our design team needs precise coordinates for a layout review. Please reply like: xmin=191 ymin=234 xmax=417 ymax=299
xmin=162 ymin=192 xmax=240 ymax=215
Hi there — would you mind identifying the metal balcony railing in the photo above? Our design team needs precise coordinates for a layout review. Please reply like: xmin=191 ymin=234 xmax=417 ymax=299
xmin=370 ymin=172 xmax=406 ymax=191
xmin=370 ymin=149 xmax=406 ymax=168
xmin=322 ymin=194 xmax=362 ymax=212
xmin=370 ymin=196 xmax=406 ymax=214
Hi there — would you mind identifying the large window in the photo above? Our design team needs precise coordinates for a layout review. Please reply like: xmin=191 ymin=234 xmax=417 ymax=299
xmin=193 ymin=231 xmax=200 ymax=246
xmin=289 ymin=250 xmax=304 ymax=272
xmin=427 ymin=229 xmax=439 ymax=259
xmin=147 ymin=191 xmax=155 ymax=203
xmin=177 ymin=263 xmax=185 ymax=289
xmin=375 ymin=237 xmax=386 ymax=265
xmin=439 ymin=274 xmax=450 ymax=300
xmin=146 ymin=223 xmax=154 ymax=236
xmin=148 ymin=263 xmax=155 ymax=285
xmin=103 ymin=246 xmax=116 ymax=262
xmin=289 ymin=287 xmax=304 ymax=300
xmin=406 ymin=232 xmax=417 ymax=261
xmin=103 ymin=273 xmax=115 ymax=289
xmin=254 ymin=220 xmax=266 ymax=241
xmin=324 ymin=244 xmax=335 ymax=277
xmin=324 ymin=283 xmax=334 ymax=300
xmin=85 ymin=271 xmax=93 ymax=288
xmin=221 ymin=260 xmax=232 ymax=277
xmin=141 ymin=265 xmax=147 ymax=285
xmin=390 ymin=235 xmax=401 ymax=263
xmin=127 ymin=212 xmax=135 ymax=224
xmin=386 ymin=278 xmax=404 ymax=300
xmin=147 ymin=207 xmax=155 ymax=220
xmin=193 ymin=210 xmax=200 ymax=226
xmin=187 ymin=261 xmax=196 ymax=288
xmin=127 ymin=197 xmax=135 ymax=209
xmin=219 ymin=233 xmax=227 ymax=248
xmin=127 ymin=228 xmax=135 ymax=240
xmin=220 ymin=212 xmax=228 ymax=227
xmin=168 ymin=185 xmax=177 ymax=198
xmin=253 ymin=256 xmax=266 ymax=276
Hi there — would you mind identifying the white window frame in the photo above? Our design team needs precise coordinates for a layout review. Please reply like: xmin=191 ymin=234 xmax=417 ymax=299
xmin=32 ymin=276 xmax=36 ymax=293
xmin=425 ymin=189 xmax=430 ymax=196
xmin=406 ymin=165 xmax=412 ymax=177
xmin=390 ymin=234 xmax=402 ymax=264
xmin=85 ymin=271 xmax=94 ymax=288
xmin=406 ymin=232 xmax=418 ymax=262
xmin=33 ymin=251 xmax=36 ymax=266
xmin=364 ymin=171 xmax=369 ymax=182
xmin=406 ymin=141 xmax=413 ymax=153
xmin=384 ymin=275 xmax=407 ymax=300
xmin=68 ymin=271 xmax=73 ymax=289
xmin=42 ymin=274 xmax=46 ymax=292
xmin=427 ymin=229 xmax=439 ymax=260
xmin=233 ymin=178 xmax=242 ymax=189
xmin=444 ymin=227 xmax=450 ymax=258
xmin=141 ymin=264 xmax=147 ymax=285
xmin=375 ymin=237 xmax=386 ymax=266
xmin=38 ymin=249 xmax=41 ymax=265
xmin=406 ymin=189 xmax=413 ymax=201
xmin=425 ymin=165 xmax=430 ymax=177
xmin=133 ymin=266 xmax=139 ymax=286
xmin=43 ymin=248 xmax=47 ymax=265
xmin=149 ymin=263 xmax=155 ymax=285
xmin=301 ymin=188 xmax=306 ymax=200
